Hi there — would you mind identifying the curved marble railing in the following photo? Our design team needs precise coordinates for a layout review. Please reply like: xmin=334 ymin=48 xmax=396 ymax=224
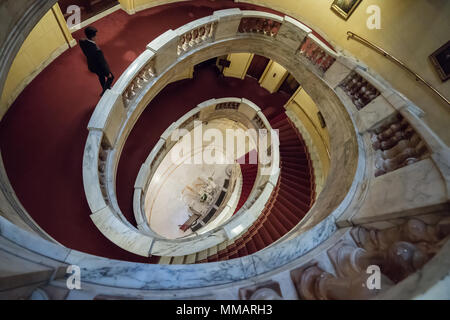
xmin=83 ymin=8 xmax=449 ymax=256
xmin=0 ymin=7 xmax=448 ymax=298
xmin=82 ymin=9 xmax=338 ymax=258
xmin=84 ymin=93 xmax=280 ymax=256
xmin=132 ymin=97 xmax=280 ymax=239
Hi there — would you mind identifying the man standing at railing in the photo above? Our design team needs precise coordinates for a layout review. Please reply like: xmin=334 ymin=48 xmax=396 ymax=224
xmin=79 ymin=26 xmax=114 ymax=97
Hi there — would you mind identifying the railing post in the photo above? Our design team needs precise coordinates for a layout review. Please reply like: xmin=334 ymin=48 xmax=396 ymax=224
xmin=213 ymin=9 xmax=243 ymax=41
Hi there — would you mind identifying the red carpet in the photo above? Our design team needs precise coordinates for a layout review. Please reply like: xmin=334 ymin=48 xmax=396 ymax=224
xmin=0 ymin=0 xmax=291 ymax=262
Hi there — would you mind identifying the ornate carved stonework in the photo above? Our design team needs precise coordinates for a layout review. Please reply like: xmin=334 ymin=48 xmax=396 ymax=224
xmin=238 ymin=18 xmax=281 ymax=37
xmin=123 ymin=60 xmax=156 ymax=107
xmin=177 ymin=22 xmax=217 ymax=56
xmin=298 ymin=37 xmax=336 ymax=73
xmin=339 ymin=71 xmax=380 ymax=109
xmin=239 ymin=280 xmax=283 ymax=300
xmin=291 ymin=216 xmax=450 ymax=299
xmin=371 ymin=114 xmax=429 ymax=177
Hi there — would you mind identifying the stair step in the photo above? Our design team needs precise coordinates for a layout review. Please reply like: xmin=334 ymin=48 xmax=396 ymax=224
xmin=196 ymin=249 xmax=208 ymax=262
xmin=280 ymin=145 xmax=306 ymax=153
xmin=279 ymin=151 xmax=307 ymax=159
xmin=263 ymin=219 xmax=283 ymax=240
xmin=270 ymin=205 xmax=296 ymax=230
xmin=185 ymin=253 xmax=197 ymax=264
xmin=275 ymin=122 xmax=293 ymax=132
xmin=277 ymin=197 xmax=304 ymax=226
xmin=252 ymin=233 xmax=266 ymax=250
xmin=277 ymin=188 xmax=310 ymax=213
xmin=280 ymin=178 xmax=312 ymax=196
xmin=245 ymin=240 xmax=258 ymax=254
xmin=281 ymin=160 xmax=309 ymax=170
xmin=237 ymin=246 xmax=249 ymax=257
xmin=208 ymin=246 xmax=218 ymax=257
xmin=172 ymin=256 xmax=185 ymax=264
xmin=266 ymin=211 xmax=289 ymax=235
xmin=281 ymin=171 xmax=312 ymax=186
xmin=159 ymin=256 xmax=172 ymax=265
xmin=274 ymin=193 xmax=307 ymax=223
xmin=207 ymin=255 xmax=219 ymax=262
xmin=269 ymin=113 xmax=287 ymax=126
xmin=258 ymin=225 xmax=275 ymax=245
xmin=282 ymin=167 xmax=311 ymax=180
xmin=279 ymin=133 xmax=299 ymax=142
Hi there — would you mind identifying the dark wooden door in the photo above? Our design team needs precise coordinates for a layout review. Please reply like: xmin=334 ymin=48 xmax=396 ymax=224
xmin=246 ymin=54 xmax=270 ymax=80
xmin=58 ymin=0 xmax=119 ymax=22
xmin=279 ymin=74 xmax=300 ymax=95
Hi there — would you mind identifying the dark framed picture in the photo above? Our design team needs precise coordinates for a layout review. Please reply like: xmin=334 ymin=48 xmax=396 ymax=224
xmin=331 ymin=0 xmax=363 ymax=20
xmin=429 ymin=41 xmax=450 ymax=82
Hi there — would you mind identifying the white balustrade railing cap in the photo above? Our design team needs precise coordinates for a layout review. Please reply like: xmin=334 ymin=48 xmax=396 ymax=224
xmin=240 ymin=10 xmax=284 ymax=22
xmin=308 ymin=34 xmax=338 ymax=58
xmin=114 ymin=50 xmax=155 ymax=94
xmin=175 ymin=15 xmax=218 ymax=36
xmin=146 ymin=29 xmax=178 ymax=52
xmin=283 ymin=15 xmax=311 ymax=33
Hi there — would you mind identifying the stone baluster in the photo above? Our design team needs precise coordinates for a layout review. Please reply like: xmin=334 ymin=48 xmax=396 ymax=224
xmin=192 ymin=28 xmax=200 ymax=44
xmin=319 ymin=55 xmax=335 ymax=72
xmin=293 ymin=254 xmax=392 ymax=300
xmin=122 ymin=60 xmax=155 ymax=106
xmin=177 ymin=35 xmax=185 ymax=55
xmin=379 ymin=134 xmax=420 ymax=159
xmin=188 ymin=30 xmax=195 ymax=47
xmin=147 ymin=63 xmax=156 ymax=77
xmin=181 ymin=34 xmax=189 ymax=52
xmin=198 ymin=26 xmax=206 ymax=42
xmin=209 ymin=22 xmax=215 ymax=39
xmin=203 ymin=24 xmax=210 ymax=41
xmin=134 ymin=76 xmax=143 ymax=89
xmin=372 ymin=127 xmax=415 ymax=151
xmin=249 ymin=288 xmax=283 ymax=300
xmin=371 ymin=115 xmax=429 ymax=176
xmin=375 ymin=146 xmax=419 ymax=176
xmin=138 ymin=69 xmax=149 ymax=82
xmin=339 ymin=71 xmax=380 ymax=109
xmin=262 ymin=19 xmax=269 ymax=35
xmin=238 ymin=18 xmax=279 ymax=36
xmin=298 ymin=38 xmax=335 ymax=72
xmin=352 ymin=218 xmax=447 ymax=252
xmin=292 ymin=217 xmax=450 ymax=300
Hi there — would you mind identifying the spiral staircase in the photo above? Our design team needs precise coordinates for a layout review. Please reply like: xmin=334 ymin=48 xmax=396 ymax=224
xmin=0 ymin=1 xmax=449 ymax=300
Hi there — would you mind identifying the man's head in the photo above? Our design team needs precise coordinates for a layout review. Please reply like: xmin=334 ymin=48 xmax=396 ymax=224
xmin=85 ymin=26 xmax=98 ymax=41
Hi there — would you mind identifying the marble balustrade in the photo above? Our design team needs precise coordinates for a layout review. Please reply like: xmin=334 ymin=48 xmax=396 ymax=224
xmin=0 ymin=8 xmax=448 ymax=297
xmin=177 ymin=21 xmax=218 ymax=56
xmin=237 ymin=15 xmax=281 ymax=37
xmin=131 ymin=97 xmax=280 ymax=255
xmin=339 ymin=70 xmax=380 ymax=110
xmin=298 ymin=36 xmax=337 ymax=74
xmin=84 ymin=7 xmax=448 ymax=271
xmin=371 ymin=113 xmax=430 ymax=177
xmin=291 ymin=215 xmax=450 ymax=300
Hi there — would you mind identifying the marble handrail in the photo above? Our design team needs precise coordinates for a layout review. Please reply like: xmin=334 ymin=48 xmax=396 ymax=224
xmin=85 ymin=93 xmax=280 ymax=256
xmin=132 ymin=97 xmax=279 ymax=238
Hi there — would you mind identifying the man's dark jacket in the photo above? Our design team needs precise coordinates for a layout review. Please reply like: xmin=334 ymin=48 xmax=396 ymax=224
xmin=79 ymin=39 xmax=111 ymax=76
